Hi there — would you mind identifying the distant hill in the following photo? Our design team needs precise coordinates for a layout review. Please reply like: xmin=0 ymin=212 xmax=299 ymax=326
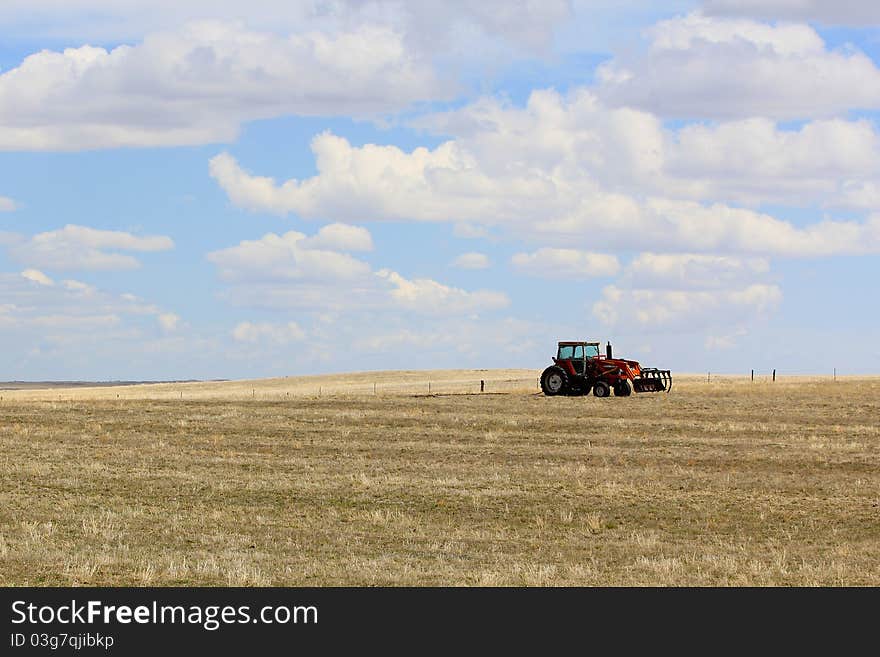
xmin=0 ymin=379 xmax=221 ymax=391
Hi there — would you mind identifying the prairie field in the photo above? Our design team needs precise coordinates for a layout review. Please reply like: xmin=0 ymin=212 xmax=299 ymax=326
xmin=1 ymin=370 xmax=878 ymax=586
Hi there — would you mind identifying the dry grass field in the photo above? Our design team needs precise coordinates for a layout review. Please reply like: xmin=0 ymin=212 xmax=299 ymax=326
xmin=1 ymin=370 xmax=878 ymax=586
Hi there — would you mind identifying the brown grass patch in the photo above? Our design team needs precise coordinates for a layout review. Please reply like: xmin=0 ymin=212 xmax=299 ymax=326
xmin=1 ymin=372 xmax=878 ymax=585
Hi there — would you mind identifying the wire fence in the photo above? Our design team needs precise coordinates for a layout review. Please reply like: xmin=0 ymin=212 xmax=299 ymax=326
xmin=3 ymin=371 xmax=872 ymax=403
xmin=227 ymin=377 xmax=542 ymax=400
xmin=0 ymin=376 xmax=543 ymax=402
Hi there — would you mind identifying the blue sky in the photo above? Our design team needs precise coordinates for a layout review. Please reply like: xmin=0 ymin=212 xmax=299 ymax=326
xmin=1 ymin=1 xmax=879 ymax=379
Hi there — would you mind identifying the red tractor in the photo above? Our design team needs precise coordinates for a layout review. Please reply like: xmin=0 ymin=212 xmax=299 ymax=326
xmin=540 ymin=341 xmax=672 ymax=398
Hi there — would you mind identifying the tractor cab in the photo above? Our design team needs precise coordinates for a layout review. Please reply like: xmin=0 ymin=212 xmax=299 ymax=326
xmin=555 ymin=341 xmax=600 ymax=375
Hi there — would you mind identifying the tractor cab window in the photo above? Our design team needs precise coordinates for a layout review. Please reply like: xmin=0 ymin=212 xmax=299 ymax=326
xmin=557 ymin=345 xmax=575 ymax=359
xmin=586 ymin=344 xmax=599 ymax=359
xmin=572 ymin=345 xmax=585 ymax=359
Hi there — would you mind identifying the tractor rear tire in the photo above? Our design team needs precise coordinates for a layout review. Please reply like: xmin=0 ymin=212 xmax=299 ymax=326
xmin=614 ymin=380 xmax=632 ymax=397
xmin=540 ymin=366 xmax=569 ymax=396
xmin=593 ymin=380 xmax=611 ymax=398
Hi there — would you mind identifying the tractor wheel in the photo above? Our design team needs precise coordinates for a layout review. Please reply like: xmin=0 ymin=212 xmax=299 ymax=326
xmin=540 ymin=366 xmax=569 ymax=396
xmin=593 ymin=380 xmax=611 ymax=398
xmin=614 ymin=380 xmax=632 ymax=397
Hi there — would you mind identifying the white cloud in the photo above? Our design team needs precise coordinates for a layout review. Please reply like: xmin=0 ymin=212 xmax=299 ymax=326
xmin=702 ymin=1 xmax=880 ymax=25
xmin=646 ymin=12 xmax=825 ymax=55
xmin=641 ymin=200 xmax=880 ymax=257
xmin=511 ymin=248 xmax=619 ymax=279
xmin=0 ymin=271 xmax=179 ymax=334
xmin=212 ymin=91 xmax=880 ymax=256
xmin=0 ymin=196 xmax=17 ymax=212
xmin=592 ymin=250 xmax=780 ymax=339
xmin=232 ymin=321 xmax=306 ymax=344
xmin=0 ymin=21 xmax=447 ymax=151
xmin=0 ymin=1 xmax=571 ymax=50
xmin=207 ymin=230 xmax=371 ymax=283
xmin=299 ymin=223 xmax=373 ymax=252
xmin=208 ymin=135 xmax=508 ymax=221
xmin=0 ymin=269 xmax=205 ymax=379
xmin=7 ymin=224 xmax=174 ymax=271
xmin=211 ymin=97 xmax=659 ymax=225
xmin=158 ymin=313 xmax=180 ymax=332
xmin=377 ymin=269 xmax=509 ymax=315
xmin=451 ymin=252 xmax=490 ymax=269
xmin=61 ymin=279 xmax=97 ymax=295
xmin=597 ymin=13 xmax=880 ymax=120
xmin=21 ymin=269 xmax=54 ymax=286
xmin=592 ymin=283 xmax=782 ymax=331
xmin=624 ymin=253 xmax=770 ymax=289
xmin=209 ymin=227 xmax=509 ymax=318
xmin=667 ymin=118 xmax=880 ymax=206
xmin=840 ymin=181 xmax=880 ymax=210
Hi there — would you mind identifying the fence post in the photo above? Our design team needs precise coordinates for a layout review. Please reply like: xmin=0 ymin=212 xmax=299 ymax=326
xmin=480 ymin=380 xmax=484 ymax=393
xmin=833 ymin=368 xmax=836 ymax=382
xmin=373 ymin=382 xmax=377 ymax=395
xmin=707 ymin=372 xmax=710 ymax=383
xmin=428 ymin=382 xmax=431 ymax=394
xmin=751 ymin=369 xmax=754 ymax=382
xmin=772 ymin=369 xmax=776 ymax=382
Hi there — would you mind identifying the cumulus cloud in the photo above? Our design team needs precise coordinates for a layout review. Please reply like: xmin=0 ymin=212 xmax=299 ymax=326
xmin=62 ymin=279 xmax=97 ymax=295
xmin=212 ymin=99 xmax=657 ymax=224
xmin=702 ymin=1 xmax=880 ymax=25
xmin=451 ymin=252 xmax=490 ymax=269
xmin=641 ymin=200 xmax=880 ymax=257
xmin=0 ymin=196 xmax=17 ymax=212
xmin=666 ymin=118 xmax=880 ymax=206
xmin=209 ymin=226 xmax=509 ymax=317
xmin=208 ymin=135 xmax=517 ymax=222
xmin=7 ymin=225 xmax=174 ymax=271
xmin=592 ymin=283 xmax=782 ymax=331
xmin=377 ymin=269 xmax=509 ymax=315
xmin=21 ymin=269 xmax=54 ymax=286
xmin=207 ymin=230 xmax=372 ymax=283
xmin=0 ymin=271 xmax=180 ymax=334
xmin=299 ymin=223 xmax=373 ymax=252
xmin=597 ymin=13 xmax=880 ymax=120
xmin=0 ymin=21 xmax=448 ymax=151
xmin=624 ymin=253 xmax=770 ymax=289
xmin=511 ymin=248 xmax=619 ymax=279
xmin=212 ymin=89 xmax=880 ymax=255
xmin=232 ymin=321 xmax=306 ymax=344
xmin=0 ymin=1 xmax=571 ymax=51
xmin=592 ymin=251 xmax=780 ymax=345
xmin=840 ymin=181 xmax=880 ymax=210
